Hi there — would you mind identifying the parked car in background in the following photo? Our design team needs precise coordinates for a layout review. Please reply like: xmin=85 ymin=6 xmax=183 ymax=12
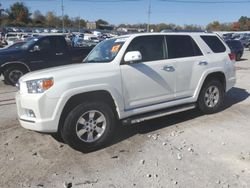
xmin=0 ymin=41 xmax=26 ymax=50
xmin=0 ymin=35 xmax=94 ymax=85
xmin=225 ymin=39 xmax=244 ymax=61
xmin=16 ymin=33 xmax=236 ymax=152
xmin=222 ymin=33 xmax=233 ymax=40
xmin=20 ymin=34 xmax=32 ymax=41
xmin=84 ymin=34 xmax=100 ymax=43
xmin=237 ymin=36 xmax=250 ymax=47
xmin=244 ymin=39 xmax=250 ymax=48
xmin=51 ymin=29 xmax=59 ymax=33
xmin=6 ymin=36 xmax=19 ymax=45
xmin=74 ymin=38 xmax=97 ymax=47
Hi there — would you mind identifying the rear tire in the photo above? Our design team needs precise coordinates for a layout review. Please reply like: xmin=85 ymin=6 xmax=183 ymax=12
xmin=236 ymin=52 xmax=242 ymax=61
xmin=61 ymin=101 xmax=116 ymax=152
xmin=3 ymin=66 xmax=27 ymax=85
xmin=198 ymin=79 xmax=224 ymax=114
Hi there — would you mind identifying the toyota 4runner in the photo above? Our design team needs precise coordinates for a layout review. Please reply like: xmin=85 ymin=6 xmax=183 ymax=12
xmin=16 ymin=33 xmax=236 ymax=152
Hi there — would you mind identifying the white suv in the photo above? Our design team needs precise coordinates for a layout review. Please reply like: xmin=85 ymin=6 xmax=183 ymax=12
xmin=16 ymin=33 xmax=236 ymax=152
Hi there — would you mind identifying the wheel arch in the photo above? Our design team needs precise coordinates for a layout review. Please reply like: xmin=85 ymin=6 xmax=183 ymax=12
xmin=1 ymin=61 xmax=30 ymax=74
xmin=194 ymin=70 xmax=226 ymax=101
xmin=202 ymin=71 xmax=226 ymax=91
xmin=58 ymin=90 xmax=120 ymax=133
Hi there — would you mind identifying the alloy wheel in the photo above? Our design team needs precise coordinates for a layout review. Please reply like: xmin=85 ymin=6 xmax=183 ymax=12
xmin=75 ymin=110 xmax=106 ymax=143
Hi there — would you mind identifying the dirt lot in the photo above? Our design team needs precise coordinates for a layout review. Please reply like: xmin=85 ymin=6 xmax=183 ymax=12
xmin=0 ymin=51 xmax=250 ymax=188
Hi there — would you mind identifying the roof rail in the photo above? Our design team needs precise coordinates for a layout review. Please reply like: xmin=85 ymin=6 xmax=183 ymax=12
xmin=161 ymin=29 xmax=212 ymax=33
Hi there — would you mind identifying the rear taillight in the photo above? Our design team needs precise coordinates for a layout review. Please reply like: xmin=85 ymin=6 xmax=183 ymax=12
xmin=228 ymin=53 xmax=236 ymax=61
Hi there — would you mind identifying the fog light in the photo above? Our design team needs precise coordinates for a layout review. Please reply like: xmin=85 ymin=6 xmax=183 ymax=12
xmin=25 ymin=109 xmax=36 ymax=118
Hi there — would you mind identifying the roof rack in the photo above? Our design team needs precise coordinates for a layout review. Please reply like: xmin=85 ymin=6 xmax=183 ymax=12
xmin=161 ymin=29 xmax=212 ymax=33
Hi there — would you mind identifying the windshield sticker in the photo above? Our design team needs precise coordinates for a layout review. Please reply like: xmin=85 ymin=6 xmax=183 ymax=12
xmin=115 ymin=38 xmax=128 ymax=43
xmin=111 ymin=44 xmax=121 ymax=53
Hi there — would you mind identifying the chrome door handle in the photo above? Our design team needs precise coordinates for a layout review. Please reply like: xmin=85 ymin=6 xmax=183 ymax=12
xmin=198 ymin=61 xmax=208 ymax=65
xmin=163 ymin=65 xmax=175 ymax=72
xmin=56 ymin=53 xmax=64 ymax=56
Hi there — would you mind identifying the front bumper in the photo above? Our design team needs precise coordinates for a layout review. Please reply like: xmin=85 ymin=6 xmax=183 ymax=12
xmin=16 ymin=91 xmax=60 ymax=133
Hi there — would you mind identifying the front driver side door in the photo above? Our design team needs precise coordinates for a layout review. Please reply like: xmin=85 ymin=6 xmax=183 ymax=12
xmin=120 ymin=35 xmax=175 ymax=110
xmin=28 ymin=37 xmax=55 ymax=71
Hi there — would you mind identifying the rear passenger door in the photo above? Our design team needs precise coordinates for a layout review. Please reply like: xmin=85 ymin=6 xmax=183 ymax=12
xmin=120 ymin=35 xmax=175 ymax=110
xmin=165 ymin=35 xmax=206 ymax=99
xmin=51 ymin=37 xmax=71 ymax=66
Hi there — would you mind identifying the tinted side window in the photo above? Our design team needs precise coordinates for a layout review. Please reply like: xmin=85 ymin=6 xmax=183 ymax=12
xmin=126 ymin=36 xmax=165 ymax=62
xmin=166 ymin=35 xmax=202 ymax=59
xmin=37 ymin=38 xmax=52 ymax=51
xmin=201 ymin=35 xmax=226 ymax=53
xmin=52 ymin=37 xmax=67 ymax=52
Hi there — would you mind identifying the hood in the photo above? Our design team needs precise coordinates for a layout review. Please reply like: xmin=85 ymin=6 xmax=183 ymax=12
xmin=19 ymin=62 xmax=116 ymax=82
xmin=0 ymin=48 xmax=24 ymax=55
xmin=0 ymin=48 xmax=25 ymax=63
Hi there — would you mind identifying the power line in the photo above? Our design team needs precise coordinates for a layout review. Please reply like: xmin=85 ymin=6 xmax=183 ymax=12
xmin=70 ymin=0 xmax=143 ymax=2
xmin=159 ymin=0 xmax=250 ymax=4
xmin=4 ymin=0 xmax=250 ymax=3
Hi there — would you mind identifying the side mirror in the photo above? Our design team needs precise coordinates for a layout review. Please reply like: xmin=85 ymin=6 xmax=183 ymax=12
xmin=124 ymin=51 xmax=142 ymax=63
xmin=33 ymin=45 xmax=40 ymax=52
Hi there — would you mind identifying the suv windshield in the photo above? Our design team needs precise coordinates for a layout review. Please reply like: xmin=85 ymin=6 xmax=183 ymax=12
xmin=84 ymin=38 xmax=126 ymax=63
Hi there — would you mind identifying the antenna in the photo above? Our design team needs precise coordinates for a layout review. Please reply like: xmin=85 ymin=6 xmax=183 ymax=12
xmin=147 ymin=0 xmax=151 ymax=32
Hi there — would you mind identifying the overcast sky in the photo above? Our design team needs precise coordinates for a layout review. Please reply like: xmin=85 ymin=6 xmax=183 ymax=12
xmin=2 ymin=0 xmax=250 ymax=26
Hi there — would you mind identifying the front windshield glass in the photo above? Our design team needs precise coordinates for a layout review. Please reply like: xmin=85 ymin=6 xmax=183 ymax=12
xmin=84 ymin=38 xmax=127 ymax=63
xmin=20 ymin=38 xmax=38 ymax=49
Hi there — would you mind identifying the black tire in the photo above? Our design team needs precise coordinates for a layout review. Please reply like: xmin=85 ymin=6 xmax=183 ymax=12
xmin=236 ymin=52 xmax=242 ymax=61
xmin=61 ymin=101 xmax=116 ymax=152
xmin=198 ymin=79 xmax=224 ymax=114
xmin=3 ymin=66 xmax=27 ymax=85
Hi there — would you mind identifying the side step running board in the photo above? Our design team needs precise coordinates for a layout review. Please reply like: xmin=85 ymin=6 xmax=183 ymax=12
xmin=122 ymin=103 xmax=196 ymax=125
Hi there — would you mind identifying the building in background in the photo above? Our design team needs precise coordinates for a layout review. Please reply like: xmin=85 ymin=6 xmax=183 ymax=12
xmin=86 ymin=22 xmax=96 ymax=30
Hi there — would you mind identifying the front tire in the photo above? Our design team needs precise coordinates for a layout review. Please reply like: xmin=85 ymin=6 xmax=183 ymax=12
xmin=4 ymin=66 xmax=26 ymax=85
xmin=198 ymin=80 xmax=224 ymax=114
xmin=61 ymin=101 xmax=116 ymax=152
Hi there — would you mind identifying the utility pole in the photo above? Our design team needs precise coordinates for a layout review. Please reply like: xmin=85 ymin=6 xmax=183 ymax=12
xmin=78 ymin=14 xmax=80 ymax=33
xmin=147 ymin=0 xmax=151 ymax=32
xmin=61 ymin=0 xmax=64 ymax=33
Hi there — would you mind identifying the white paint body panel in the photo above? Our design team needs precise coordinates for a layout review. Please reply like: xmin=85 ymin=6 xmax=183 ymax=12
xmin=16 ymin=32 xmax=236 ymax=132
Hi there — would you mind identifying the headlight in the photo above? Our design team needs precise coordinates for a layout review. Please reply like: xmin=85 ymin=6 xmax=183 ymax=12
xmin=26 ymin=78 xmax=54 ymax=93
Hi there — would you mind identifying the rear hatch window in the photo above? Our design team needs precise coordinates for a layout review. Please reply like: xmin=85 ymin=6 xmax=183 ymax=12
xmin=201 ymin=35 xmax=226 ymax=53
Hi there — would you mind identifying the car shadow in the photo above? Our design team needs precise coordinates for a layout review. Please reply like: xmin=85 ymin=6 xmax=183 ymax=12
xmin=237 ymin=58 xmax=248 ymax=62
xmin=222 ymin=87 xmax=250 ymax=110
xmin=108 ymin=87 xmax=250 ymax=149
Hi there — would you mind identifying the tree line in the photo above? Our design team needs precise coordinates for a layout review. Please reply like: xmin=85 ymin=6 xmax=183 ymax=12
xmin=0 ymin=2 xmax=108 ymax=29
xmin=0 ymin=2 xmax=250 ymax=32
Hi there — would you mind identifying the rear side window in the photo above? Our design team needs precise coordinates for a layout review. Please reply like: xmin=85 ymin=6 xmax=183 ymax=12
xmin=165 ymin=35 xmax=202 ymax=59
xmin=126 ymin=35 xmax=165 ymax=62
xmin=201 ymin=35 xmax=226 ymax=53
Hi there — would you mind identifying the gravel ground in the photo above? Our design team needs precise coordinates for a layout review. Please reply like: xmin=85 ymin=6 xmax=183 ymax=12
xmin=0 ymin=51 xmax=250 ymax=188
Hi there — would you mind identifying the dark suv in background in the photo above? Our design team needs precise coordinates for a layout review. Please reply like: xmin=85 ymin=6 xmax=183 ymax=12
xmin=225 ymin=40 xmax=244 ymax=61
